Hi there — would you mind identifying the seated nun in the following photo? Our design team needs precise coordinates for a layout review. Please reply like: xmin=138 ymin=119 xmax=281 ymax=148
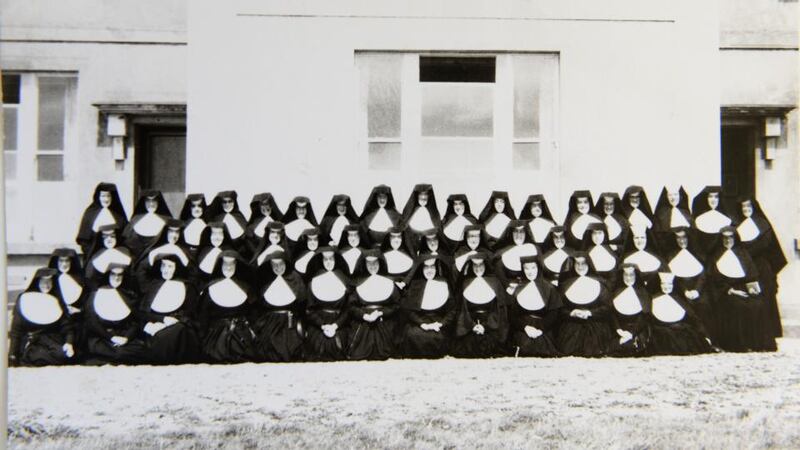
xmin=47 ymin=248 xmax=86 ymax=318
xmin=134 ymin=218 xmax=196 ymax=288
xmin=245 ymin=193 xmax=283 ymax=256
xmin=508 ymin=256 xmax=563 ymax=357
xmin=540 ymin=226 xmax=573 ymax=286
xmin=359 ymin=185 xmax=402 ymax=246
xmin=139 ymin=254 xmax=202 ymax=364
xmin=337 ymin=224 xmax=367 ymax=276
xmin=84 ymin=263 xmax=149 ymax=365
xmin=76 ymin=182 xmax=128 ymax=256
xmin=320 ymin=194 xmax=360 ymax=247
xmin=580 ymin=222 xmax=619 ymax=286
xmin=621 ymin=186 xmax=656 ymax=232
xmin=477 ymin=191 xmax=516 ymax=247
xmin=648 ymin=272 xmax=712 ymax=355
xmin=519 ymin=194 xmax=557 ymax=245
xmin=491 ymin=220 xmax=541 ymax=292
xmin=555 ymin=253 xmax=615 ymax=357
xmin=415 ymin=228 xmax=454 ymax=267
xmin=251 ymin=221 xmax=292 ymax=268
xmin=303 ymin=248 xmax=352 ymax=361
xmin=9 ymin=268 xmax=76 ymax=366
xmin=347 ymin=250 xmax=402 ymax=361
xmin=592 ymin=192 xmax=629 ymax=251
xmin=400 ymin=184 xmax=442 ymax=236
xmin=252 ymin=251 xmax=307 ymax=362
xmin=122 ymin=190 xmax=173 ymax=257
xmin=451 ymin=253 xmax=510 ymax=358
xmin=453 ymin=225 xmax=491 ymax=273
xmin=398 ymin=255 xmax=457 ymax=359
xmin=653 ymin=185 xmax=693 ymax=250
xmin=196 ymin=222 xmax=234 ymax=279
xmin=692 ymin=186 xmax=733 ymax=255
xmin=379 ymin=226 xmax=416 ymax=284
xmin=84 ymin=225 xmax=133 ymax=290
xmin=563 ymin=190 xmax=603 ymax=250
xmin=621 ymin=225 xmax=667 ymax=289
xmin=293 ymin=228 xmax=321 ymax=275
xmin=441 ymin=194 xmax=478 ymax=251
xmin=608 ymin=264 xmax=652 ymax=357
xmin=282 ymin=196 xmax=319 ymax=250
xmin=178 ymin=193 xmax=209 ymax=255
xmin=206 ymin=191 xmax=249 ymax=256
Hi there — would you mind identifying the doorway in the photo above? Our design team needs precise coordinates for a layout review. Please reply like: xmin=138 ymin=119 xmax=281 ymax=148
xmin=720 ymin=125 xmax=756 ymax=204
xmin=134 ymin=125 xmax=187 ymax=217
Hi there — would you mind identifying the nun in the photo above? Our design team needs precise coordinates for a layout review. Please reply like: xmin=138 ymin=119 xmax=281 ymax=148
xmin=707 ymin=227 xmax=775 ymax=352
xmin=477 ymin=190 xmax=516 ymax=246
xmin=134 ymin=218 xmax=195 ymax=288
xmin=556 ymin=253 xmax=615 ymax=357
xmin=47 ymin=248 xmax=86 ymax=317
xmin=508 ymin=256 xmax=563 ymax=357
xmin=252 ymin=222 xmax=292 ymax=268
xmin=653 ymin=185 xmax=693 ymax=249
xmin=206 ymin=191 xmax=249 ymax=256
xmin=283 ymin=196 xmax=319 ymax=250
xmin=519 ymin=194 xmax=557 ymax=245
xmin=441 ymin=194 xmax=478 ymax=250
xmin=139 ymin=253 xmax=202 ymax=364
xmin=453 ymin=225 xmax=491 ymax=273
xmin=245 ymin=192 xmax=283 ymax=255
xmin=401 ymin=184 xmax=442 ymax=236
xmin=563 ymin=190 xmax=603 ymax=249
xmin=9 ymin=268 xmax=75 ymax=366
xmin=608 ymin=264 xmax=652 ymax=356
xmin=337 ymin=224 xmax=367 ymax=275
xmin=399 ymin=255 xmax=457 ymax=358
xmin=491 ymin=220 xmax=540 ymax=291
xmin=415 ymin=228 xmax=454 ymax=264
xmin=293 ymin=228 xmax=322 ymax=275
xmin=84 ymin=225 xmax=134 ymax=289
xmin=123 ymin=190 xmax=172 ymax=257
xmin=621 ymin=186 xmax=656 ymax=232
xmin=380 ymin=226 xmax=417 ymax=283
xmin=734 ymin=196 xmax=787 ymax=340
xmin=347 ymin=250 xmax=402 ymax=360
xmin=451 ymin=253 xmax=510 ymax=358
xmin=252 ymin=251 xmax=307 ymax=362
xmin=648 ymin=272 xmax=712 ymax=355
xmin=303 ymin=248 xmax=352 ymax=361
xmin=178 ymin=193 xmax=208 ymax=255
xmin=359 ymin=185 xmax=402 ymax=246
xmin=320 ymin=194 xmax=360 ymax=247
xmin=581 ymin=222 xmax=619 ymax=286
xmin=199 ymin=250 xmax=260 ymax=363
xmin=540 ymin=226 xmax=573 ymax=286
xmin=692 ymin=186 xmax=733 ymax=255
xmin=621 ymin=226 xmax=666 ymax=289
xmin=196 ymin=222 xmax=233 ymax=279
xmin=76 ymin=182 xmax=128 ymax=256
xmin=84 ymin=263 xmax=149 ymax=365
xmin=592 ymin=192 xmax=629 ymax=251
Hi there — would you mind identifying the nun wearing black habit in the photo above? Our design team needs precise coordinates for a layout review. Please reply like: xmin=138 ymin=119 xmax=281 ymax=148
xmin=592 ymin=192 xmax=630 ymax=251
xmin=282 ymin=196 xmax=319 ymax=251
xmin=450 ymin=252 xmax=510 ymax=358
xmin=133 ymin=218 xmax=196 ymax=290
xmin=320 ymin=194 xmax=360 ymax=248
xmin=563 ymin=190 xmax=603 ymax=250
xmin=692 ymin=185 xmax=734 ymax=256
xmin=251 ymin=221 xmax=293 ymax=270
xmin=293 ymin=227 xmax=322 ymax=276
xmin=621 ymin=186 xmax=656 ymax=233
xmin=647 ymin=271 xmax=713 ymax=356
xmin=76 ymin=182 xmax=129 ymax=257
xmin=620 ymin=225 xmax=667 ymax=289
xmin=196 ymin=221 xmax=234 ymax=280
xmin=178 ymin=193 xmax=209 ymax=255
xmin=206 ymin=191 xmax=250 ymax=257
xmin=519 ymin=194 xmax=558 ymax=245
xmin=84 ymin=263 xmax=149 ymax=365
xmin=303 ymin=247 xmax=352 ymax=361
xmin=414 ymin=227 xmax=455 ymax=267
xmin=477 ymin=190 xmax=516 ymax=247
xmin=441 ymin=194 xmax=478 ymax=251
xmin=139 ymin=253 xmax=202 ymax=364
xmin=122 ymin=190 xmax=173 ymax=257
xmin=491 ymin=220 xmax=541 ymax=291
xmin=539 ymin=226 xmax=573 ymax=286
xmin=245 ymin=192 xmax=283 ymax=256
xmin=252 ymin=251 xmax=307 ymax=362
xmin=359 ymin=184 xmax=402 ymax=246
xmin=337 ymin=224 xmax=368 ymax=276
xmin=653 ymin=185 xmax=694 ymax=250
xmin=84 ymin=225 xmax=134 ymax=290
xmin=9 ymin=268 xmax=76 ymax=366
xmin=347 ymin=250 xmax=402 ymax=361
xmin=508 ymin=255 xmax=563 ymax=357
xmin=607 ymin=264 xmax=652 ymax=357
xmin=47 ymin=248 xmax=87 ymax=319
xmin=398 ymin=255 xmax=457 ymax=358
xmin=379 ymin=225 xmax=417 ymax=284
xmin=580 ymin=222 xmax=620 ymax=287
xmin=453 ymin=225 xmax=491 ymax=274
xmin=400 ymin=184 xmax=442 ymax=236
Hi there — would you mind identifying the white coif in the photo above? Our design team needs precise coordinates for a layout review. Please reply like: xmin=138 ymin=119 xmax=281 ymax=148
xmin=311 ymin=271 xmax=347 ymax=302
xmin=94 ymin=288 xmax=132 ymax=321
xmin=150 ymin=280 xmax=187 ymax=313
xmin=19 ymin=292 xmax=63 ymax=325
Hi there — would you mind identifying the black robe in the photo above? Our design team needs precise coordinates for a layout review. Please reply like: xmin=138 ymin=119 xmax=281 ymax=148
xmin=648 ymin=291 xmax=712 ymax=355
xmin=347 ymin=275 xmax=402 ymax=360
xmin=252 ymin=272 xmax=307 ymax=362
xmin=9 ymin=290 xmax=75 ymax=366
xmin=556 ymin=275 xmax=615 ymax=357
xmin=304 ymin=270 xmax=352 ymax=361
xmin=665 ymin=247 xmax=715 ymax=341
xmin=75 ymin=184 xmax=128 ymax=256
xmin=608 ymin=285 xmax=652 ymax=356
xmin=140 ymin=278 xmax=202 ymax=364
xmin=451 ymin=276 xmax=509 ymax=358
xmin=198 ymin=276 xmax=260 ymax=363
xmin=84 ymin=286 xmax=149 ymax=365
xmin=399 ymin=277 xmax=457 ymax=358
xmin=508 ymin=278 xmax=562 ymax=357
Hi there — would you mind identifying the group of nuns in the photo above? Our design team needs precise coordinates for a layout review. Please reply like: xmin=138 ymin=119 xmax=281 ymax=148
xmin=9 ymin=181 xmax=787 ymax=366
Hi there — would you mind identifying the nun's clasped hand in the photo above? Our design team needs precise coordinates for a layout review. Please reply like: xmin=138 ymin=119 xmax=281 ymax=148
xmin=616 ymin=329 xmax=633 ymax=344
xmin=570 ymin=309 xmax=592 ymax=320
xmin=472 ymin=324 xmax=485 ymax=335
xmin=322 ymin=323 xmax=338 ymax=338
xmin=62 ymin=343 xmax=75 ymax=358
xmin=524 ymin=326 xmax=543 ymax=339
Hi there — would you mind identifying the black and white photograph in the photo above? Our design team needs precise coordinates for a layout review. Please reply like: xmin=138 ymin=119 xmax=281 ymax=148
xmin=1 ymin=1 xmax=798 ymax=448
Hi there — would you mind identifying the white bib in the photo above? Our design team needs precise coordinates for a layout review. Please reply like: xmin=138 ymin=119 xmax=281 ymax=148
xmin=669 ymin=249 xmax=704 ymax=278
xmin=183 ymin=218 xmax=206 ymax=246
xmin=148 ymin=244 xmax=190 ymax=267
xmin=737 ymin=217 xmax=760 ymax=242
xmin=150 ymin=280 xmax=186 ymax=313
xmin=311 ymin=271 xmax=347 ymax=302
xmin=516 ymin=283 xmax=546 ymax=311
xmin=256 ymin=243 xmax=285 ymax=266
xmin=529 ymin=217 xmax=555 ymax=244
xmin=294 ymin=251 xmax=314 ymax=274
xmin=670 ymin=208 xmax=691 ymax=228
xmin=628 ymin=208 xmax=652 ymax=230
xmin=485 ymin=213 xmax=511 ymax=239
xmin=624 ymin=251 xmax=661 ymax=273
xmin=369 ymin=208 xmax=393 ymax=232
xmin=543 ymin=249 xmax=569 ymax=274
xmin=570 ymin=214 xmax=600 ymax=241
xmin=223 ymin=213 xmax=245 ymax=239
xmin=385 ymin=250 xmax=413 ymax=274
xmin=329 ymin=216 xmax=350 ymax=246
xmin=253 ymin=216 xmax=272 ymax=239
xmin=92 ymin=207 xmax=117 ymax=232
xmin=58 ymin=274 xmax=83 ymax=306
xmin=94 ymin=288 xmax=132 ymax=321
xmin=455 ymin=250 xmax=477 ymax=272
xmin=613 ymin=287 xmax=643 ymax=315
xmin=651 ymin=294 xmax=686 ymax=323
xmin=133 ymin=213 xmax=166 ymax=237
xmin=589 ymin=245 xmax=617 ymax=272
xmin=208 ymin=278 xmax=248 ymax=307
xmin=501 ymin=243 xmax=539 ymax=271
xmin=342 ymin=247 xmax=361 ymax=274
xmin=92 ymin=248 xmax=132 ymax=274
xmin=356 ymin=275 xmax=395 ymax=303
xmin=565 ymin=276 xmax=601 ymax=305
xmin=285 ymin=218 xmax=314 ymax=241
xmin=408 ymin=207 xmax=435 ymax=232
xmin=695 ymin=209 xmax=731 ymax=234
xmin=19 ymin=292 xmax=63 ymax=325
xmin=716 ymin=250 xmax=746 ymax=278
xmin=262 ymin=276 xmax=296 ymax=306
xmin=444 ymin=215 xmax=472 ymax=242
xmin=199 ymin=247 xmax=222 ymax=274
xmin=463 ymin=277 xmax=496 ymax=305
xmin=604 ymin=215 xmax=623 ymax=240
xmin=420 ymin=280 xmax=449 ymax=311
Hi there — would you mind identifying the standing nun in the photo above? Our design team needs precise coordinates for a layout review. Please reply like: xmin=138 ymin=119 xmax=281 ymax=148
xmin=441 ymin=194 xmax=478 ymax=251
xmin=508 ymin=255 xmax=563 ymax=357
xmin=692 ymin=186 xmax=733 ymax=255
xmin=648 ymin=272 xmax=712 ymax=355
xmin=196 ymin=222 xmax=233 ymax=280
xmin=84 ymin=263 xmax=149 ymax=365
xmin=380 ymin=226 xmax=417 ymax=284
xmin=123 ymin=190 xmax=172 ymax=257
xmin=399 ymin=255 xmax=457 ymax=358
xmin=320 ymin=194 xmax=360 ymax=247
xmin=592 ymin=192 xmax=629 ymax=251
xmin=491 ymin=220 xmax=540 ymax=291
xmin=206 ymin=191 xmax=249 ymax=256
xmin=359 ymin=185 xmax=402 ymax=246
xmin=76 ymin=182 xmax=128 ymax=256
xmin=653 ymin=185 xmax=693 ymax=249
xmin=478 ymin=191 xmax=516 ymax=247
xmin=621 ymin=225 xmax=667 ymax=289
xmin=563 ymin=190 xmax=603 ymax=250
xmin=139 ymin=253 xmax=202 ymax=364
xmin=293 ymin=228 xmax=322 ymax=276
xmin=303 ymin=248 xmax=352 ymax=361
xmin=347 ymin=250 xmax=402 ymax=360
xmin=540 ymin=226 xmax=573 ymax=286
xmin=581 ymin=222 xmax=619 ymax=287
xmin=621 ymin=186 xmax=656 ymax=233
xmin=245 ymin=192 xmax=283 ymax=255
xmin=252 ymin=251 xmax=307 ymax=362
xmin=178 ymin=193 xmax=209 ymax=255
xmin=401 ymin=184 xmax=442 ymax=237
xmin=337 ymin=224 xmax=367 ymax=276
xmin=47 ymin=248 xmax=86 ymax=319
xmin=519 ymin=194 xmax=558 ymax=245
xmin=9 ymin=268 xmax=76 ymax=366
xmin=451 ymin=252 xmax=510 ymax=358
xmin=84 ymin=225 xmax=134 ymax=289
xmin=454 ymin=225 xmax=491 ymax=273
xmin=608 ymin=264 xmax=652 ymax=356
xmin=283 ymin=196 xmax=319 ymax=251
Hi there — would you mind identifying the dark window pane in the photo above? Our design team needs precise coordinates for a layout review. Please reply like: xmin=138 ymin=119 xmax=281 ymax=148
xmin=2 ymin=75 xmax=20 ymax=104
xmin=420 ymin=57 xmax=495 ymax=83
xmin=3 ymin=107 xmax=17 ymax=150
xmin=147 ymin=134 xmax=186 ymax=192
xmin=4 ymin=152 xmax=16 ymax=180
xmin=38 ymin=77 xmax=68 ymax=151
xmin=512 ymin=143 xmax=541 ymax=170
xmin=37 ymin=154 xmax=64 ymax=181
xmin=368 ymin=142 xmax=401 ymax=170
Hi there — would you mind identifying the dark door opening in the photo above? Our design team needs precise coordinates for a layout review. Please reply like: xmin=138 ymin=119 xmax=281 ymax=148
xmin=134 ymin=125 xmax=187 ymax=217
xmin=721 ymin=125 xmax=756 ymax=204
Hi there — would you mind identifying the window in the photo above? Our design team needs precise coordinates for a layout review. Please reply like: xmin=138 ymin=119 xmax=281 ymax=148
xmin=3 ymin=74 xmax=20 ymax=180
